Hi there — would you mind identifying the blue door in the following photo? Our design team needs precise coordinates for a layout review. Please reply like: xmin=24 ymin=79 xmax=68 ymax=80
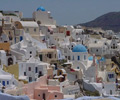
xmin=2 ymin=81 xmax=5 ymax=86
xmin=20 ymin=36 xmax=23 ymax=41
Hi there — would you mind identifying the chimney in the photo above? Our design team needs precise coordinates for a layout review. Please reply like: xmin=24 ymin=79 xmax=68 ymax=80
xmin=93 ymin=54 xmax=96 ymax=66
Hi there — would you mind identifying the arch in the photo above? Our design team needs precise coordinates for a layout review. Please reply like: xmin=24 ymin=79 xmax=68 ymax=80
xmin=8 ymin=57 xmax=13 ymax=66
xmin=43 ymin=93 xmax=46 ymax=100
xmin=37 ymin=20 xmax=41 ymax=25
xmin=73 ymin=62 xmax=86 ymax=73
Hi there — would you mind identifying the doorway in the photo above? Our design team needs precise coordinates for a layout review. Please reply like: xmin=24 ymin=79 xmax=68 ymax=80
xmin=29 ymin=77 xmax=32 ymax=82
xmin=43 ymin=93 xmax=46 ymax=100
xmin=38 ymin=71 xmax=42 ymax=77
xmin=8 ymin=57 xmax=13 ymax=66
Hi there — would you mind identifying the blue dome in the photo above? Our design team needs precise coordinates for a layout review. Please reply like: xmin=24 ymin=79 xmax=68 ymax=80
xmin=72 ymin=44 xmax=87 ymax=52
xmin=88 ymin=56 xmax=93 ymax=61
xmin=100 ymin=57 xmax=105 ymax=62
xmin=37 ymin=6 xmax=46 ymax=11
xmin=88 ymin=56 xmax=99 ymax=64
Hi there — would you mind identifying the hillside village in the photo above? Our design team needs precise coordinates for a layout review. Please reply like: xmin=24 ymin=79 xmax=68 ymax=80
xmin=0 ymin=7 xmax=120 ymax=100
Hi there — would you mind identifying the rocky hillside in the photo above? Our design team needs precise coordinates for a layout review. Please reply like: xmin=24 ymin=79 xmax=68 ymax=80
xmin=80 ymin=12 xmax=120 ymax=32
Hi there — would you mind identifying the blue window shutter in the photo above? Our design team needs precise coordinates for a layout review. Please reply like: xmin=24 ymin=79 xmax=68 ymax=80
xmin=2 ymin=81 xmax=5 ymax=86
xmin=7 ymin=81 xmax=9 ymax=85
xmin=78 ymin=56 xmax=80 ymax=60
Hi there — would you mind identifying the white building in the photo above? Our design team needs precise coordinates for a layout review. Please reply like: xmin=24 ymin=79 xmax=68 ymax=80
xmin=70 ymin=44 xmax=101 ymax=83
xmin=11 ymin=36 xmax=37 ymax=60
xmin=14 ymin=21 xmax=40 ymax=41
xmin=88 ymin=38 xmax=118 ymax=56
xmin=71 ymin=28 xmax=89 ymax=45
xmin=0 ymin=50 xmax=16 ymax=67
xmin=11 ymin=32 xmax=47 ymax=61
xmin=0 ymin=69 xmax=18 ymax=88
xmin=19 ymin=57 xmax=49 ymax=82
xmin=33 ymin=6 xmax=56 ymax=27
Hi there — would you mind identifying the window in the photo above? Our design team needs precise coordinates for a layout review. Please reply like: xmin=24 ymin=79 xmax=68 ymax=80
xmin=38 ymin=94 xmax=40 ymax=97
xmin=20 ymin=36 xmax=23 ymax=41
xmin=28 ymin=67 xmax=31 ymax=71
xmin=68 ymin=56 xmax=71 ymax=60
xmin=110 ymin=90 xmax=112 ymax=95
xmin=24 ymin=72 xmax=26 ymax=76
xmin=113 ymin=44 xmax=115 ymax=49
xmin=59 ymin=54 xmax=60 ymax=58
xmin=59 ymin=72 xmax=62 ymax=75
xmin=26 ymin=28 xmax=29 ymax=32
xmin=16 ymin=24 xmax=18 ymax=27
xmin=73 ymin=56 xmax=74 ymax=60
xmin=71 ymin=45 xmax=73 ymax=50
xmin=66 ymin=31 xmax=70 ymax=36
xmin=48 ymin=28 xmax=50 ymax=32
xmin=30 ymin=51 xmax=32 ymax=54
xmin=29 ymin=77 xmax=32 ymax=82
xmin=96 ymin=49 xmax=98 ymax=52
xmin=76 ymin=75 xmax=77 ymax=79
xmin=2 ymin=81 xmax=5 ymax=86
xmin=108 ymin=74 xmax=114 ymax=78
xmin=48 ymin=54 xmax=52 ymax=58
xmin=91 ymin=48 xmax=92 ymax=52
xmin=39 ymin=54 xmax=42 ymax=61
xmin=7 ymin=81 xmax=9 ymax=85
xmin=78 ymin=56 xmax=80 ymax=60
xmin=77 ymin=66 xmax=79 ymax=69
xmin=84 ymin=55 xmax=86 ymax=60
xmin=34 ymin=28 xmax=36 ymax=32
xmin=55 ymin=95 xmax=57 ymax=98
xmin=35 ymin=67 xmax=38 ymax=73
xmin=50 ymin=31 xmax=53 ymax=34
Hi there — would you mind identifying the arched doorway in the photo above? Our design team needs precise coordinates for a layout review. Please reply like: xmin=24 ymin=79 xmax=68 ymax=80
xmin=8 ymin=57 xmax=13 ymax=66
xmin=37 ymin=21 xmax=41 ymax=25
xmin=43 ymin=93 xmax=46 ymax=100
xmin=38 ymin=71 xmax=42 ymax=77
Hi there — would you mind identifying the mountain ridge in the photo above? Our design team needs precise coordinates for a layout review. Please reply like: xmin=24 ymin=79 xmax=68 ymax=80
xmin=80 ymin=11 xmax=120 ymax=32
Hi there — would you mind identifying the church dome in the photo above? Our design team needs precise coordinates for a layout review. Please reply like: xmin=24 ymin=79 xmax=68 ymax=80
xmin=88 ymin=56 xmax=99 ymax=64
xmin=72 ymin=44 xmax=87 ymax=52
xmin=37 ymin=6 xmax=46 ymax=11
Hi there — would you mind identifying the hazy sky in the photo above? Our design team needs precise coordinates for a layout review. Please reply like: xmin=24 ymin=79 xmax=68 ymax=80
xmin=0 ymin=0 xmax=120 ymax=25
